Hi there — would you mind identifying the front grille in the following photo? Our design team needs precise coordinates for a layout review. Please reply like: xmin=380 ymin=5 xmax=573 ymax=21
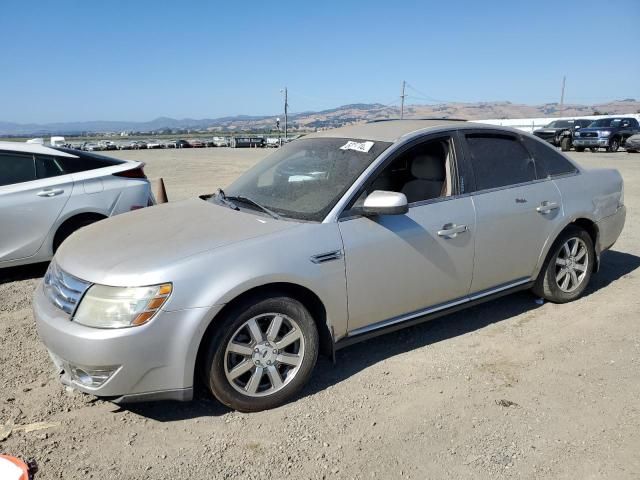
xmin=43 ymin=262 xmax=91 ymax=314
xmin=583 ymin=132 xmax=598 ymax=138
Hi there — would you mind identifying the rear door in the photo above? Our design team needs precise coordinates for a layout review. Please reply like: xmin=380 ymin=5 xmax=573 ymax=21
xmin=0 ymin=151 xmax=73 ymax=262
xmin=460 ymin=130 xmax=564 ymax=294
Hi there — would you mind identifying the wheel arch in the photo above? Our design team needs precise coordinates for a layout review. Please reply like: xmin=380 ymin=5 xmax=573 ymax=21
xmin=52 ymin=212 xmax=107 ymax=252
xmin=535 ymin=217 xmax=600 ymax=279
xmin=193 ymin=282 xmax=333 ymax=389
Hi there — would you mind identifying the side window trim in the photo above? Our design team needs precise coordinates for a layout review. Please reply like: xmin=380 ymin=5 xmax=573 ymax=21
xmin=338 ymin=131 xmax=463 ymax=217
xmin=458 ymin=129 xmax=539 ymax=194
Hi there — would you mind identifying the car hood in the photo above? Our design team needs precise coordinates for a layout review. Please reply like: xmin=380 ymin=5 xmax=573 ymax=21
xmin=55 ymin=198 xmax=300 ymax=284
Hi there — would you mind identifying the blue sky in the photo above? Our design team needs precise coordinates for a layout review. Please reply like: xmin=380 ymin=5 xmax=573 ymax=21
xmin=2 ymin=0 xmax=639 ymax=123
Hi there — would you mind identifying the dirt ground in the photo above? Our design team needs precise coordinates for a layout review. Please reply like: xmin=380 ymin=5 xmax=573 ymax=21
xmin=1 ymin=148 xmax=639 ymax=479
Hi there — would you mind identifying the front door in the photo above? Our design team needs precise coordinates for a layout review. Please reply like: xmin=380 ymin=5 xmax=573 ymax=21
xmin=0 ymin=151 xmax=73 ymax=262
xmin=338 ymin=134 xmax=476 ymax=333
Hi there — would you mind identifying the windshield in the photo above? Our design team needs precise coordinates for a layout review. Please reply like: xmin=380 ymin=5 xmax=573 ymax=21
xmin=589 ymin=118 xmax=622 ymax=128
xmin=218 ymin=137 xmax=391 ymax=221
xmin=546 ymin=120 xmax=572 ymax=128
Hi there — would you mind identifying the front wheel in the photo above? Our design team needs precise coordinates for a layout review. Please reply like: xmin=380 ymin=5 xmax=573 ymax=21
xmin=533 ymin=226 xmax=594 ymax=303
xmin=607 ymin=137 xmax=620 ymax=153
xmin=560 ymin=137 xmax=571 ymax=151
xmin=590 ymin=147 xmax=599 ymax=153
xmin=204 ymin=295 xmax=319 ymax=412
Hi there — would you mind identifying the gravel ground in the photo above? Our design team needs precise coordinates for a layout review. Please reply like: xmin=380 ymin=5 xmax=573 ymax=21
xmin=1 ymin=148 xmax=639 ymax=479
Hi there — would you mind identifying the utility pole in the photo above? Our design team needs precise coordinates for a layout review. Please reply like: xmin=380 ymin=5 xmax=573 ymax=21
xmin=559 ymin=76 xmax=566 ymax=117
xmin=281 ymin=87 xmax=289 ymax=140
xmin=400 ymin=80 xmax=406 ymax=119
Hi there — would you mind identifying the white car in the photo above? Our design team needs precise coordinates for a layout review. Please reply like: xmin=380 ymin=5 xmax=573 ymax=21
xmin=0 ymin=141 xmax=155 ymax=268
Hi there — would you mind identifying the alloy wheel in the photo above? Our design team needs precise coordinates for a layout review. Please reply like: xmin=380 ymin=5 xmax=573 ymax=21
xmin=224 ymin=313 xmax=305 ymax=397
xmin=555 ymin=237 xmax=589 ymax=293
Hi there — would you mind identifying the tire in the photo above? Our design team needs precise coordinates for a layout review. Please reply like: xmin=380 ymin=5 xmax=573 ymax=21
xmin=52 ymin=216 xmax=103 ymax=252
xmin=204 ymin=294 xmax=319 ymax=412
xmin=589 ymin=147 xmax=599 ymax=153
xmin=532 ymin=226 xmax=595 ymax=303
xmin=560 ymin=137 xmax=571 ymax=151
xmin=607 ymin=137 xmax=620 ymax=153
xmin=574 ymin=146 xmax=585 ymax=152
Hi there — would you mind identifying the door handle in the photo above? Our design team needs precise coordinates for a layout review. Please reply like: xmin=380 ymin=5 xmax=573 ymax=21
xmin=437 ymin=223 xmax=468 ymax=238
xmin=536 ymin=201 xmax=560 ymax=214
xmin=37 ymin=188 xmax=64 ymax=197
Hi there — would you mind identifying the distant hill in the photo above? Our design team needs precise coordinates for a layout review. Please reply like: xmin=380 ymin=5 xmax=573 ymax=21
xmin=1 ymin=99 xmax=638 ymax=136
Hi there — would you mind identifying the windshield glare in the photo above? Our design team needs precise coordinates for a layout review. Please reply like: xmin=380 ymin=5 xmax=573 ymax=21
xmin=547 ymin=120 xmax=572 ymax=128
xmin=218 ymin=137 xmax=391 ymax=221
xmin=589 ymin=118 xmax=621 ymax=128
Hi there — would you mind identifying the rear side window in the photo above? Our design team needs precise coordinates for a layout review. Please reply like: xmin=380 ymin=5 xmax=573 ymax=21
xmin=0 ymin=152 xmax=36 ymax=186
xmin=51 ymin=148 xmax=122 ymax=171
xmin=522 ymin=137 xmax=577 ymax=178
xmin=464 ymin=134 xmax=535 ymax=191
xmin=35 ymin=155 xmax=66 ymax=179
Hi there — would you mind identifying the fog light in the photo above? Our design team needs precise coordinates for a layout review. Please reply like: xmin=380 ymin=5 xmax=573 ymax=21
xmin=67 ymin=364 xmax=119 ymax=388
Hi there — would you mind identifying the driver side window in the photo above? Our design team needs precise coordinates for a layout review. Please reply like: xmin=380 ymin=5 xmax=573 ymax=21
xmin=352 ymin=137 xmax=454 ymax=209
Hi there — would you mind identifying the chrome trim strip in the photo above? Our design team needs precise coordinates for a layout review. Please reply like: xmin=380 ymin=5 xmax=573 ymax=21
xmin=346 ymin=277 xmax=531 ymax=337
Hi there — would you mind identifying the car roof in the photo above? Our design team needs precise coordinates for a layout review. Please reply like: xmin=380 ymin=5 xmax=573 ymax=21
xmin=304 ymin=119 xmax=492 ymax=143
xmin=0 ymin=141 xmax=79 ymax=158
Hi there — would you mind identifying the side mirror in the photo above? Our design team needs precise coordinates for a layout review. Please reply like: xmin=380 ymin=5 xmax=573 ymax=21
xmin=362 ymin=190 xmax=408 ymax=216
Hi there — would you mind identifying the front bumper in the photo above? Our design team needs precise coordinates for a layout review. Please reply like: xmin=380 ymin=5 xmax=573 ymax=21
xmin=34 ymin=284 xmax=222 ymax=403
xmin=573 ymin=138 xmax=609 ymax=147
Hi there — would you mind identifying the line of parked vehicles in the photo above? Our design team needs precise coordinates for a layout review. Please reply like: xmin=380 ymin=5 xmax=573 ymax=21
xmin=70 ymin=135 xmax=298 ymax=152
xmin=533 ymin=116 xmax=640 ymax=153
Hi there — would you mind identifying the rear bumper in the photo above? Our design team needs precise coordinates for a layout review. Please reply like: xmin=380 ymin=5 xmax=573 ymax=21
xmin=597 ymin=205 xmax=626 ymax=253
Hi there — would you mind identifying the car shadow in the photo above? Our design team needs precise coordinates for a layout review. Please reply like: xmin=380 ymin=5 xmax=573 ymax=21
xmin=0 ymin=262 xmax=49 ymax=285
xmin=119 ymin=249 xmax=640 ymax=421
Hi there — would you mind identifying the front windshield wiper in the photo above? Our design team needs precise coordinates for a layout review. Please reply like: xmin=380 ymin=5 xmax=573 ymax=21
xmin=225 ymin=195 xmax=281 ymax=220
xmin=214 ymin=188 xmax=239 ymax=211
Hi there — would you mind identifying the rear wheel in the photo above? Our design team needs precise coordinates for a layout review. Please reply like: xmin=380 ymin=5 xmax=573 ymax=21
xmin=607 ymin=137 xmax=620 ymax=153
xmin=560 ymin=137 xmax=571 ymax=151
xmin=590 ymin=147 xmax=599 ymax=153
xmin=533 ymin=226 xmax=594 ymax=303
xmin=204 ymin=294 xmax=319 ymax=412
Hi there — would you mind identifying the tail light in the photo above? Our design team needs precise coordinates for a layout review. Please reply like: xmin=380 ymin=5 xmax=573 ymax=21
xmin=113 ymin=165 xmax=147 ymax=179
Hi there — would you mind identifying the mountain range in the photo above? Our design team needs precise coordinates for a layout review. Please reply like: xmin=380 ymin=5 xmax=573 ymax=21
xmin=1 ymin=100 xmax=638 ymax=136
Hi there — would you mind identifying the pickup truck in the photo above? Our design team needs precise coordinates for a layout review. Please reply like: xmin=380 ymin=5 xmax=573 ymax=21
xmin=534 ymin=119 xmax=593 ymax=151
xmin=573 ymin=117 xmax=640 ymax=152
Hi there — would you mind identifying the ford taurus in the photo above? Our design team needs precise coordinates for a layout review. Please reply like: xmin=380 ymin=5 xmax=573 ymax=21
xmin=33 ymin=120 xmax=626 ymax=412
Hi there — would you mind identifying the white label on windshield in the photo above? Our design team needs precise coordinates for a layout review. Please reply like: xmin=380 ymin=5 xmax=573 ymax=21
xmin=340 ymin=140 xmax=374 ymax=153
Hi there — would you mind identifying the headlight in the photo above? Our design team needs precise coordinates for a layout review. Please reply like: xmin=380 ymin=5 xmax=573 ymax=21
xmin=599 ymin=131 xmax=611 ymax=137
xmin=73 ymin=283 xmax=172 ymax=329
xmin=574 ymin=131 xmax=580 ymax=137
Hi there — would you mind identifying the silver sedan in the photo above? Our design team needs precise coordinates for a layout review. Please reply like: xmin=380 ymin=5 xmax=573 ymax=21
xmin=34 ymin=120 xmax=626 ymax=411
xmin=1 ymin=142 xmax=154 ymax=268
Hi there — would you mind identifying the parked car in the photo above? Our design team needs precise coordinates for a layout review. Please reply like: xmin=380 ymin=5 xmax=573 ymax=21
xmin=0 ymin=141 xmax=154 ymax=269
xmin=266 ymin=137 xmax=281 ymax=148
xmin=117 ymin=142 xmax=133 ymax=150
xmin=231 ymin=136 xmax=265 ymax=148
xmin=132 ymin=141 xmax=148 ymax=150
xmin=165 ymin=140 xmax=178 ymax=148
xmin=98 ymin=141 xmax=118 ymax=151
xmin=146 ymin=139 xmax=163 ymax=149
xmin=624 ymin=133 xmax=640 ymax=153
xmin=533 ymin=119 xmax=592 ymax=151
xmin=573 ymin=117 xmax=640 ymax=152
xmin=212 ymin=136 xmax=229 ymax=147
xmin=34 ymin=120 xmax=625 ymax=412
xmin=188 ymin=139 xmax=205 ymax=148
xmin=83 ymin=143 xmax=102 ymax=152
xmin=175 ymin=139 xmax=192 ymax=148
